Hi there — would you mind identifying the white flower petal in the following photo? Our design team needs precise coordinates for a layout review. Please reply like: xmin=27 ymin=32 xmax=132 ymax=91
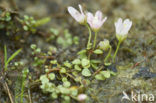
xmin=68 ymin=5 xmax=86 ymax=24
xmin=122 ymin=19 xmax=132 ymax=35
xmin=102 ymin=17 xmax=107 ymax=24
xmin=87 ymin=12 xmax=94 ymax=24
xmin=78 ymin=4 xmax=84 ymax=15
xmin=87 ymin=11 xmax=107 ymax=31
xmin=68 ymin=6 xmax=81 ymax=22
xmin=95 ymin=10 xmax=103 ymax=20
xmin=115 ymin=18 xmax=123 ymax=34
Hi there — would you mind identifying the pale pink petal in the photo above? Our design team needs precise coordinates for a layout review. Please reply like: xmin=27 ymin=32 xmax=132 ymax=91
xmin=87 ymin=11 xmax=107 ymax=31
xmin=78 ymin=4 xmax=84 ymax=15
xmin=96 ymin=17 xmax=107 ymax=29
xmin=95 ymin=10 xmax=103 ymax=20
xmin=92 ymin=22 xmax=100 ymax=30
xmin=68 ymin=6 xmax=82 ymax=22
xmin=87 ymin=12 xmax=94 ymax=24
xmin=87 ymin=12 xmax=94 ymax=20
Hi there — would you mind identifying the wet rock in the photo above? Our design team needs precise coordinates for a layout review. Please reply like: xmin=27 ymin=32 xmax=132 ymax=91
xmin=133 ymin=67 xmax=156 ymax=79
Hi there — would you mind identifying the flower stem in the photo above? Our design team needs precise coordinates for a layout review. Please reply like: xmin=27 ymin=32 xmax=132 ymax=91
xmin=104 ymin=46 xmax=112 ymax=64
xmin=93 ymin=32 xmax=98 ymax=49
xmin=113 ymin=40 xmax=122 ymax=62
xmin=86 ymin=24 xmax=92 ymax=50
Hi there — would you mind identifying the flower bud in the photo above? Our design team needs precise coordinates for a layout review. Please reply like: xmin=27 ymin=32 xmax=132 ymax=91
xmin=77 ymin=94 xmax=87 ymax=101
xmin=98 ymin=39 xmax=110 ymax=51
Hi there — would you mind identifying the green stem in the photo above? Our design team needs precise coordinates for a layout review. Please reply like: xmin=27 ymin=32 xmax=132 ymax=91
xmin=4 ymin=45 xmax=7 ymax=71
xmin=86 ymin=24 xmax=92 ymax=50
xmin=113 ymin=40 xmax=122 ymax=62
xmin=104 ymin=46 xmax=112 ymax=64
xmin=93 ymin=32 xmax=98 ymax=49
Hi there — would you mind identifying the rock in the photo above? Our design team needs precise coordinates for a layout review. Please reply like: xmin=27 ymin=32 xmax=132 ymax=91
xmin=133 ymin=67 xmax=156 ymax=79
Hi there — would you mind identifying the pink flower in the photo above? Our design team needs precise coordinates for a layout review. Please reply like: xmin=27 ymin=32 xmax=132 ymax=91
xmin=87 ymin=11 xmax=107 ymax=32
xmin=67 ymin=4 xmax=86 ymax=24
xmin=77 ymin=94 xmax=87 ymax=101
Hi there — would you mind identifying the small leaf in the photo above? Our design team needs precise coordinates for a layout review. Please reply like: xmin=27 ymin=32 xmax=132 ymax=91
xmin=91 ymin=63 xmax=98 ymax=70
xmin=74 ymin=65 xmax=81 ymax=71
xmin=64 ymin=61 xmax=72 ymax=68
xmin=50 ymin=60 xmax=57 ymax=64
xmin=40 ymin=75 xmax=49 ymax=84
xmin=82 ymin=68 xmax=91 ymax=77
xmin=79 ymin=54 xmax=87 ymax=59
xmin=62 ymin=77 xmax=68 ymax=82
xmin=93 ymin=49 xmax=103 ymax=54
xmin=100 ymin=71 xmax=110 ymax=78
xmin=48 ymin=73 xmax=55 ymax=80
xmin=50 ymin=28 xmax=59 ymax=36
xmin=60 ymin=68 xmax=66 ymax=73
xmin=95 ymin=74 xmax=105 ymax=80
xmin=23 ymin=25 xmax=28 ymax=31
xmin=59 ymin=87 xmax=70 ymax=94
xmin=35 ymin=17 xmax=51 ymax=27
xmin=5 ymin=48 xmax=22 ymax=70
xmin=77 ymin=49 xmax=87 ymax=55
xmin=81 ymin=58 xmax=90 ymax=68
xmin=63 ymin=81 xmax=71 ymax=87
xmin=72 ymin=59 xmax=81 ymax=65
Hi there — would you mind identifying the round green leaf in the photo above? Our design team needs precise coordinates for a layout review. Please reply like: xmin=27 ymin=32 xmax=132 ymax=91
xmin=63 ymin=81 xmax=71 ymax=87
xmin=62 ymin=77 xmax=67 ymax=82
xmin=48 ymin=73 xmax=55 ymax=80
xmin=72 ymin=59 xmax=81 ymax=65
xmin=40 ymin=75 xmax=49 ymax=84
xmin=81 ymin=58 xmax=90 ymax=68
xmin=82 ymin=68 xmax=91 ymax=77
xmin=60 ymin=67 xmax=66 ymax=73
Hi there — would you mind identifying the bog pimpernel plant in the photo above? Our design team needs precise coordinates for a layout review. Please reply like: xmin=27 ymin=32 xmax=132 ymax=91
xmin=67 ymin=4 xmax=132 ymax=68
xmin=37 ymin=4 xmax=132 ymax=102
